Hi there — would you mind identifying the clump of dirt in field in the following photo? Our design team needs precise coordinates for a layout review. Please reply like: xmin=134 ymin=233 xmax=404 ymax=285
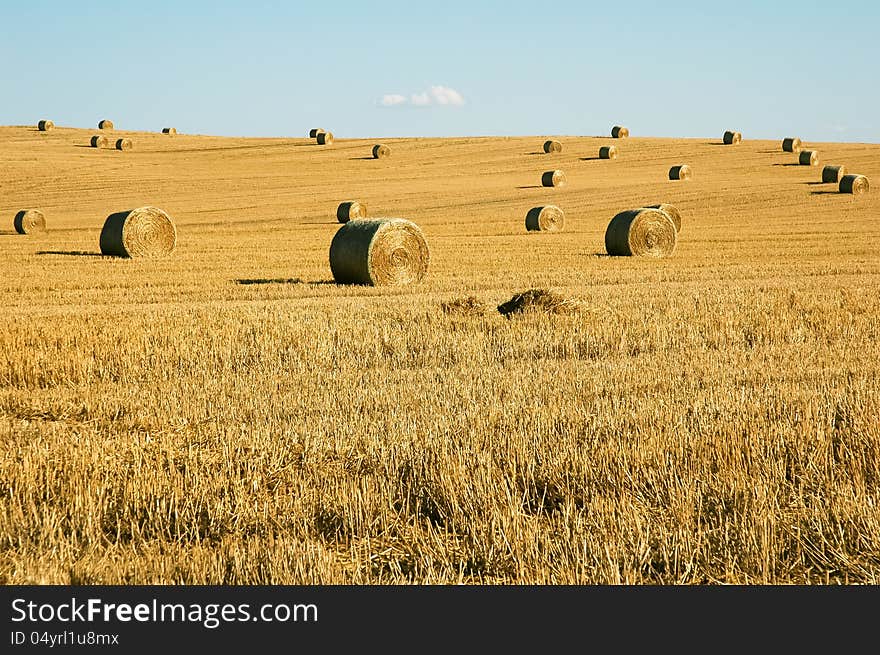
xmin=497 ymin=288 xmax=583 ymax=318
xmin=440 ymin=295 xmax=488 ymax=316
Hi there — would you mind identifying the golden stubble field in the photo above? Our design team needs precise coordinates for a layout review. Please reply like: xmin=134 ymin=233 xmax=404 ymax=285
xmin=1 ymin=124 xmax=878 ymax=583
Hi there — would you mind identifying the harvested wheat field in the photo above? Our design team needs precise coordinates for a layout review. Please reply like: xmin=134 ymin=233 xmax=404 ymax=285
xmin=0 ymin=125 xmax=879 ymax=585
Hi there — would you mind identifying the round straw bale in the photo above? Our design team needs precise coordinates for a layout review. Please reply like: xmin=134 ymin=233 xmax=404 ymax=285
xmin=329 ymin=218 xmax=429 ymax=286
xmin=98 ymin=119 xmax=114 ymax=130
xmin=90 ymin=134 xmax=109 ymax=148
xmin=799 ymin=150 xmax=818 ymax=166
xmin=612 ymin=126 xmax=629 ymax=138
xmin=669 ymin=164 xmax=692 ymax=180
xmin=317 ymin=131 xmax=334 ymax=145
xmin=372 ymin=144 xmax=391 ymax=158
xmin=99 ymin=206 xmax=177 ymax=258
xmin=723 ymin=130 xmax=742 ymax=145
xmin=161 ymin=127 xmax=177 ymax=135
xmin=543 ymin=140 xmax=562 ymax=154
xmin=605 ymin=208 xmax=677 ymax=257
xmin=336 ymin=201 xmax=367 ymax=223
xmin=115 ymin=138 xmax=132 ymax=151
xmin=525 ymin=205 xmax=564 ymax=232
xmin=782 ymin=137 xmax=802 ymax=153
xmin=309 ymin=128 xmax=325 ymax=138
xmin=821 ymin=165 xmax=847 ymax=184
xmin=38 ymin=120 xmax=54 ymax=131
xmin=599 ymin=145 xmax=618 ymax=160
xmin=645 ymin=203 xmax=682 ymax=232
xmin=13 ymin=209 xmax=47 ymax=235
xmin=541 ymin=170 xmax=566 ymax=187
xmin=839 ymin=174 xmax=869 ymax=195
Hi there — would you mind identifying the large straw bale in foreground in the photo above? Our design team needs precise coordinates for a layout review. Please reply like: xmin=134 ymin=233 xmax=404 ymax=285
xmin=541 ymin=170 xmax=566 ymax=187
xmin=611 ymin=126 xmax=629 ymax=138
xmin=605 ymin=208 xmax=677 ymax=257
xmin=782 ymin=137 xmax=802 ymax=152
xmin=99 ymin=206 xmax=177 ymax=258
xmin=723 ymin=130 xmax=742 ymax=144
xmin=839 ymin=175 xmax=869 ymax=195
xmin=14 ymin=209 xmax=47 ymax=235
xmin=329 ymin=218 xmax=429 ymax=286
xmin=543 ymin=140 xmax=562 ymax=153
xmin=336 ymin=201 xmax=367 ymax=223
xmin=822 ymin=165 xmax=847 ymax=183
xmin=669 ymin=164 xmax=691 ymax=180
xmin=38 ymin=120 xmax=54 ymax=131
xmin=645 ymin=203 xmax=682 ymax=233
xmin=525 ymin=205 xmax=564 ymax=232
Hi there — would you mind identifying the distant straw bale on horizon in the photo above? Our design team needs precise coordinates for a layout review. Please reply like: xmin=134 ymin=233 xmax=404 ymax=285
xmin=605 ymin=207 xmax=677 ymax=257
xmin=723 ymin=130 xmax=742 ymax=145
xmin=98 ymin=120 xmax=114 ymax=130
xmin=99 ymin=206 xmax=177 ymax=258
xmin=541 ymin=170 xmax=566 ymax=187
xmin=839 ymin=174 xmax=869 ymax=195
xmin=525 ymin=205 xmax=564 ymax=232
xmin=329 ymin=218 xmax=429 ymax=286
xmin=782 ymin=137 xmax=802 ymax=153
xmin=38 ymin=120 xmax=54 ymax=132
xmin=14 ymin=209 xmax=47 ymax=235
xmin=822 ymin=165 xmax=847 ymax=183
xmin=162 ymin=127 xmax=177 ymax=135
xmin=669 ymin=164 xmax=691 ymax=180
xmin=336 ymin=201 xmax=367 ymax=223
xmin=309 ymin=128 xmax=325 ymax=138
xmin=317 ymin=131 xmax=334 ymax=145
xmin=543 ymin=140 xmax=562 ymax=154
xmin=612 ymin=126 xmax=629 ymax=138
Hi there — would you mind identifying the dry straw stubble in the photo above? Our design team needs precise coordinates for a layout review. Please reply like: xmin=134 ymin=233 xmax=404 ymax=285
xmin=497 ymin=288 xmax=583 ymax=317
xmin=541 ymin=170 xmax=566 ymax=187
xmin=839 ymin=174 xmax=869 ymax=195
xmin=116 ymin=138 xmax=133 ymax=151
xmin=13 ymin=209 xmax=47 ymax=235
xmin=605 ymin=207 xmax=677 ymax=257
xmin=723 ymin=130 xmax=742 ymax=144
xmin=372 ymin=144 xmax=391 ymax=159
xmin=329 ymin=218 xmax=429 ymax=286
xmin=782 ymin=137 xmax=802 ymax=152
xmin=611 ymin=126 xmax=629 ymax=138
xmin=336 ymin=201 xmax=367 ymax=223
xmin=822 ymin=165 xmax=847 ymax=183
xmin=90 ymin=135 xmax=109 ymax=148
xmin=98 ymin=120 xmax=114 ymax=129
xmin=799 ymin=150 xmax=819 ymax=166
xmin=599 ymin=146 xmax=618 ymax=160
xmin=669 ymin=164 xmax=692 ymax=181
xmin=525 ymin=205 xmax=564 ymax=232
xmin=99 ymin=206 xmax=177 ymax=258
xmin=38 ymin=120 xmax=54 ymax=131
xmin=543 ymin=140 xmax=562 ymax=153
xmin=440 ymin=296 xmax=488 ymax=317
xmin=317 ymin=132 xmax=334 ymax=145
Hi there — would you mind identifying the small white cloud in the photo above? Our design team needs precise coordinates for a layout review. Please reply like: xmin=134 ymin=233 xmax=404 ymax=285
xmin=378 ymin=86 xmax=465 ymax=108
xmin=430 ymin=85 xmax=464 ymax=106
xmin=380 ymin=94 xmax=407 ymax=107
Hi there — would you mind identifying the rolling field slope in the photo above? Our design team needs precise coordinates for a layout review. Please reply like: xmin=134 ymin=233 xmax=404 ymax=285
xmin=1 ymin=125 xmax=878 ymax=583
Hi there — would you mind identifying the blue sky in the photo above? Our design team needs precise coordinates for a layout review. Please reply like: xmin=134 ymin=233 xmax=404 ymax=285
xmin=1 ymin=1 xmax=877 ymax=142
